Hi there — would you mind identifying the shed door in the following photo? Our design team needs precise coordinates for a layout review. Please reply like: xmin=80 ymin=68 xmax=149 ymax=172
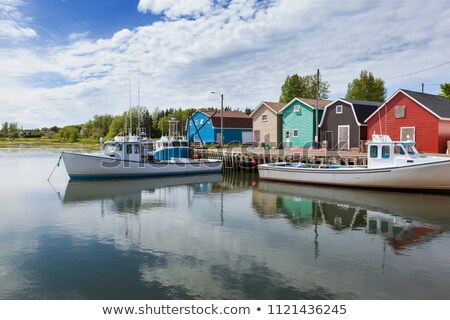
xmin=325 ymin=131 xmax=334 ymax=150
xmin=254 ymin=130 xmax=260 ymax=145
xmin=284 ymin=130 xmax=290 ymax=143
xmin=400 ymin=127 xmax=415 ymax=141
xmin=338 ymin=125 xmax=350 ymax=149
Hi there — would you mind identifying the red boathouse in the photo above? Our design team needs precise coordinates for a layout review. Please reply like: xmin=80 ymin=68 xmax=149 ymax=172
xmin=366 ymin=89 xmax=450 ymax=153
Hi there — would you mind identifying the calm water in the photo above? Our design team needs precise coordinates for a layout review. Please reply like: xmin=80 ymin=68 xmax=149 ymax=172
xmin=1 ymin=149 xmax=450 ymax=300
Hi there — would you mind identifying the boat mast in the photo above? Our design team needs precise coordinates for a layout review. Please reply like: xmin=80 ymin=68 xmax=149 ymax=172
xmin=128 ymin=70 xmax=132 ymax=138
xmin=137 ymin=65 xmax=141 ymax=136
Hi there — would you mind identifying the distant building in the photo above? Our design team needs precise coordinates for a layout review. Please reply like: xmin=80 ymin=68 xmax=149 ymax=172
xmin=250 ymin=101 xmax=286 ymax=147
xmin=365 ymin=89 xmax=450 ymax=153
xmin=186 ymin=110 xmax=253 ymax=145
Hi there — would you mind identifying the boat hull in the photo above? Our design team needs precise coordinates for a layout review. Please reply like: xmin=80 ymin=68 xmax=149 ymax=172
xmin=62 ymin=152 xmax=222 ymax=180
xmin=258 ymin=160 xmax=450 ymax=191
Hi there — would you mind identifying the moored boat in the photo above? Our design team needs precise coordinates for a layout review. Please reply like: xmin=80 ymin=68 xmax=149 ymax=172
xmin=62 ymin=133 xmax=222 ymax=180
xmin=258 ymin=135 xmax=450 ymax=191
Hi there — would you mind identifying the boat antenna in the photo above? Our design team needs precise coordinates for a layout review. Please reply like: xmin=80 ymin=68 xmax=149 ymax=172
xmin=137 ymin=65 xmax=141 ymax=135
xmin=128 ymin=70 xmax=132 ymax=137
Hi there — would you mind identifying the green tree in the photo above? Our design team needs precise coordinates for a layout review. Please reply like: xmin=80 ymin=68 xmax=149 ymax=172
xmin=58 ymin=126 xmax=79 ymax=142
xmin=279 ymin=73 xmax=330 ymax=103
xmin=157 ymin=108 xmax=197 ymax=137
xmin=439 ymin=83 xmax=450 ymax=99
xmin=1 ymin=122 xmax=8 ymax=136
xmin=106 ymin=114 xmax=126 ymax=140
xmin=8 ymin=122 xmax=18 ymax=138
xmin=346 ymin=70 xmax=387 ymax=102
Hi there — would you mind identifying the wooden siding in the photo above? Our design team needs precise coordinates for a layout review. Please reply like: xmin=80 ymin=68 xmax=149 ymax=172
xmin=367 ymin=92 xmax=440 ymax=153
xmin=187 ymin=112 xmax=215 ymax=143
xmin=320 ymin=101 xmax=359 ymax=150
xmin=438 ymin=120 xmax=450 ymax=153
xmin=282 ymin=100 xmax=321 ymax=148
xmin=252 ymin=104 xmax=281 ymax=147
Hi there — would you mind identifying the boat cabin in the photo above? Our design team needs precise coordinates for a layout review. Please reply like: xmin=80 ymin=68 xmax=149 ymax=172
xmin=102 ymin=135 xmax=155 ymax=162
xmin=367 ymin=135 xmax=422 ymax=169
xmin=154 ymin=137 xmax=190 ymax=161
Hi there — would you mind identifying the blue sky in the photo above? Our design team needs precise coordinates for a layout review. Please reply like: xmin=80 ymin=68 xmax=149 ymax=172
xmin=23 ymin=0 xmax=159 ymax=43
xmin=1 ymin=0 xmax=450 ymax=128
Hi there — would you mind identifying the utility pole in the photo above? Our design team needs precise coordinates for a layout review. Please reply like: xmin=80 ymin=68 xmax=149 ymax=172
xmin=211 ymin=91 xmax=224 ymax=146
xmin=315 ymin=69 xmax=320 ymax=148
xmin=422 ymin=83 xmax=424 ymax=93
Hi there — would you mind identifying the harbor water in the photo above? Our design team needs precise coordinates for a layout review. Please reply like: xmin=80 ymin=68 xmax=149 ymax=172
xmin=0 ymin=149 xmax=449 ymax=299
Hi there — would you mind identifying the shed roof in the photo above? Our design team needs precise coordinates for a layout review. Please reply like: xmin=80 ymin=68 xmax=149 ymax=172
xmin=319 ymin=98 xmax=381 ymax=127
xmin=365 ymin=89 xmax=450 ymax=122
xmin=249 ymin=101 xmax=286 ymax=117
xmin=199 ymin=110 xmax=252 ymax=128
xmin=401 ymin=89 xmax=450 ymax=118
xmin=342 ymin=99 xmax=382 ymax=124
xmin=279 ymin=97 xmax=333 ymax=113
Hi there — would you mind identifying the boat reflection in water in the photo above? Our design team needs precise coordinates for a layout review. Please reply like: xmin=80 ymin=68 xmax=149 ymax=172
xmin=255 ymin=181 xmax=450 ymax=249
xmin=63 ymin=174 xmax=223 ymax=214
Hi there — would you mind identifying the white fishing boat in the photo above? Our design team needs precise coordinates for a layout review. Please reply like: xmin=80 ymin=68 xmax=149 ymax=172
xmin=258 ymin=135 xmax=450 ymax=191
xmin=61 ymin=118 xmax=222 ymax=180
xmin=61 ymin=136 xmax=222 ymax=179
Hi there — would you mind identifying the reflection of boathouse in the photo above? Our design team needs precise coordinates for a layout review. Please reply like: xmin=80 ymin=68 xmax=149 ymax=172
xmin=366 ymin=212 xmax=440 ymax=250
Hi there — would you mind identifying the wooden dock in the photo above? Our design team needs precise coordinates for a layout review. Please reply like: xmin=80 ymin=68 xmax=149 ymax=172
xmin=195 ymin=147 xmax=367 ymax=171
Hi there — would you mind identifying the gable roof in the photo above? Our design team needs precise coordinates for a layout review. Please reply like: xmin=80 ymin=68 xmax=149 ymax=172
xmin=279 ymin=97 xmax=333 ymax=113
xmin=249 ymin=101 xmax=286 ymax=117
xmin=342 ymin=99 xmax=382 ymax=124
xmin=199 ymin=110 xmax=252 ymax=128
xmin=319 ymin=98 xmax=381 ymax=127
xmin=365 ymin=89 xmax=450 ymax=122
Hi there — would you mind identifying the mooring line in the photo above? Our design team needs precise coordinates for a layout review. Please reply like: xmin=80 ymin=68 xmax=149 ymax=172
xmin=47 ymin=153 xmax=62 ymax=181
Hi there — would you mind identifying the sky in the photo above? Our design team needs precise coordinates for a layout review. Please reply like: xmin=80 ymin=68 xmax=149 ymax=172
xmin=1 ymin=0 xmax=449 ymax=128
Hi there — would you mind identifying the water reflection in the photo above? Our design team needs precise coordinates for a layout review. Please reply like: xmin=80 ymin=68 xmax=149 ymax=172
xmin=63 ymin=174 xmax=223 ymax=214
xmin=256 ymin=181 xmax=449 ymax=251
xmin=1 ymin=151 xmax=450 ymax=299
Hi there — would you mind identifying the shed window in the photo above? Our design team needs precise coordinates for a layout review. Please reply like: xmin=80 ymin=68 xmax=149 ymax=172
xmin=195 ymin=120 xmax=198 ymax=125
xmin=381 ymin=146 xmax=390 ymax=158
xmin=200 ymin=119 xmax=204 ymax=124
xmin=395 ymin=106 xmax=406 ymax=119
xmin=370 ymin=146 xmax=378 ymax=158
xmin=293 ymin=129 xmax=299 ymax=137
xmin=294 ymin=105 xmax=301 ymax=112
xmin=261 ymin=114 xmax=268 ymax=122
xmin=336 ymin=105 xmax=343 ymax=114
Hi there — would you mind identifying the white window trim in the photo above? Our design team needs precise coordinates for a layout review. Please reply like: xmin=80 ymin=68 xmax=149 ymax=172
xmin=400 ymin=127 xmax=416 ymax=141
xmin=336 ymin=105 xmax=343 ymax=114
xmin=294 ymin=105 xmax=301 ymax=112
xmin=338 ymin=125 xmax=350 ymax=150
xmin=261 ymin=114 xmax=268 ymax=122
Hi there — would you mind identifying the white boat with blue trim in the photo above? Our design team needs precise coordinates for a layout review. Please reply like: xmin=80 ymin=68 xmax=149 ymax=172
xmin=62 ymin=133 xmax=222 ymax=180
xmin=258 ymin=135 xmax=450 ymax=191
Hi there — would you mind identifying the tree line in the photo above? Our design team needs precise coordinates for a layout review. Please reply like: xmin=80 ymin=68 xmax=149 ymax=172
xmin=0 ymin=105 xmax=250 ymax=142
xmin=279 ymin=69 xmax=450 ymax=103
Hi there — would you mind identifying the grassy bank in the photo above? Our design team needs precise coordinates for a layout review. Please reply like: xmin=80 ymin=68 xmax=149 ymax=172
xmin=0 ymin=138 xmax=99 ymax=150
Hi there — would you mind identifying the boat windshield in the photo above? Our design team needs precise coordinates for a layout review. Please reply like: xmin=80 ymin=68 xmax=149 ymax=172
xmin=394 ymin=143 xmax=417 ymax=156
xmin=103 ymin=142 xmax=123 ymax=155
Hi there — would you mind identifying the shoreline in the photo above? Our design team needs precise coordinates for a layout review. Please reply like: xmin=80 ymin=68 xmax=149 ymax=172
xmin=0 ymin=139 xmax=99 ymax=150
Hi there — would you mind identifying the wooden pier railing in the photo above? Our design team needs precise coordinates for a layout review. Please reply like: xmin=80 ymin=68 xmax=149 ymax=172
xmin=195 ymin=147 xmax=367 ymax=171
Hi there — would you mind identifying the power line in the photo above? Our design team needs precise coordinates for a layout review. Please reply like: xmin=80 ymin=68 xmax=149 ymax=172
xmin=385 ymin=61 xmax=450 ymax=81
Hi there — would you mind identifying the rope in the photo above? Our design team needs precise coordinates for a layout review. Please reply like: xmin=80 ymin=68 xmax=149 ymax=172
xmin=47 ymin=154 xmax=62 ymax=181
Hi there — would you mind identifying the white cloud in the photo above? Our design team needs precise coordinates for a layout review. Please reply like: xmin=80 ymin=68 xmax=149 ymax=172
xmin=0 ymin=0 xmax=37 ymax=40
xmin=1 ymin=0 xmax=450 ymax=128
xmin=137 ymin=0 xmax=212 ymax=19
